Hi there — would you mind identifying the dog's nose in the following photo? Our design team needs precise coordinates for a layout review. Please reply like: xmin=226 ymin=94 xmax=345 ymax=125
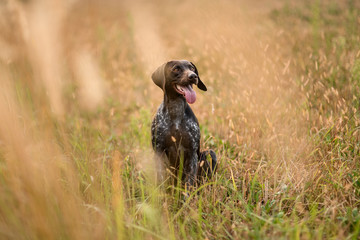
xmin=188 ymin=73 xmax=198 ymax=81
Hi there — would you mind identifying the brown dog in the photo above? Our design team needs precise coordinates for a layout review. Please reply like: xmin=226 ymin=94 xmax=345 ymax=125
xmin=151 ymin=60 xmax=217 ymax=189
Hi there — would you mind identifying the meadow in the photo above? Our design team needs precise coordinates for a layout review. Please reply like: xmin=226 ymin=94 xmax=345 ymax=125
xmin=0 ymin=0 xmax=359 ymax=239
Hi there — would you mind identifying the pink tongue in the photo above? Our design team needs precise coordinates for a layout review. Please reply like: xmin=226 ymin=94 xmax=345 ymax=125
xmin=183 ymin=85 xmax=196 ymax=104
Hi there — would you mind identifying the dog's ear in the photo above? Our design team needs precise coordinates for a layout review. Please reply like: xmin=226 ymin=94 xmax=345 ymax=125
xmin=151 ymin=62 xmax=167 ymax=91
xmin=191 ymin=62 xmax=207 ymax=91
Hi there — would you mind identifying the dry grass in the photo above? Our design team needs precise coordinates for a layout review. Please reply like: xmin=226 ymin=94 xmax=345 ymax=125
xmin=0 ymin=0 xmax=359 ymax=239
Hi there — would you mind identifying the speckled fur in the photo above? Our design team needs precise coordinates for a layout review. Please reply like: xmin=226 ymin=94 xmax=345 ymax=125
xmin=152 ymin=98 xmax=200 ymax=186
xmin=151 ymin=60 xmax=217 ymax=189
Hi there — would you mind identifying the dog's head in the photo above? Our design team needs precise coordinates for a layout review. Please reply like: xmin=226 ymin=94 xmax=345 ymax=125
xmin=152 ymin=60 xmax=207 ymax=104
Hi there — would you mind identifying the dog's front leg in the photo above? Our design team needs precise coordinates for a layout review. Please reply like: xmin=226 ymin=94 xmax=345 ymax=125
xmin=183 ymin=153 xmax=199 ymax=192
xmin=153 ymin=152 xmax=168 ymax=184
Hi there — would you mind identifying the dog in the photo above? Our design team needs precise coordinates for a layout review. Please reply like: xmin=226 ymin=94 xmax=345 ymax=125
xmin=151 ymin=60 xmax=217 ymax=190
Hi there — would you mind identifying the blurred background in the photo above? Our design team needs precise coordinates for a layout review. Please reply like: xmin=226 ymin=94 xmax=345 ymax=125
xmin=0 ymin=0 xmax=359 ymax=239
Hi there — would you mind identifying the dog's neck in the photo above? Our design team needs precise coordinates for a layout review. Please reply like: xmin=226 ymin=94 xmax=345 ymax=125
xmin=164 ymin=94 xmax=186 ymax=120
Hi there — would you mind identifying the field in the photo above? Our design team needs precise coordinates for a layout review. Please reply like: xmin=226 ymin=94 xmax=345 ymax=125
xmin=0 ymin=0 xmax=360 ymax=239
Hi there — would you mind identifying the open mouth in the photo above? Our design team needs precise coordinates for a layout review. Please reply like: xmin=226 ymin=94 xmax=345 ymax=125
xmin=174 ymin=84 xmax=196 ymax=104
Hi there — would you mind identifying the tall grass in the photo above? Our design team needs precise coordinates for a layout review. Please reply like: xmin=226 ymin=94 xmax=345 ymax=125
xmin=0 ymin=0 xmax=359 ymax=239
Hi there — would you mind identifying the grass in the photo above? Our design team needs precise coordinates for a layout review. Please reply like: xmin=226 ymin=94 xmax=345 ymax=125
xmin=0 ymin=0 xmax=360 ymax=239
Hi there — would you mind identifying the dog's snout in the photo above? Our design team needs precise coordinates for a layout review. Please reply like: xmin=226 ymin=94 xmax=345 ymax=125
xmin=188 ymin=72 xmax=198 ymax=82
xmin=189 ymin=73 xmax=197 ymax=79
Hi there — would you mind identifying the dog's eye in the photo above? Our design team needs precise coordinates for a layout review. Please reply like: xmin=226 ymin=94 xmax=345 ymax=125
xmin=173 ymin=67 xmax=180 ymax=73
xmin=189 ymin=66 xmax=195 ymax=71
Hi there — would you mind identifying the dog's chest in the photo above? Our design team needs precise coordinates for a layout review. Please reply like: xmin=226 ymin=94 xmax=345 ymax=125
xmin=151 ymin=104 xmax=200 ymax=152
